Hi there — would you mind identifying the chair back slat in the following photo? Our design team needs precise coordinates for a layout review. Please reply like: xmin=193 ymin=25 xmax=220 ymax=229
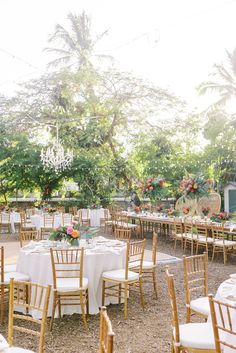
xmin=99 ymin=306 xmax=114 ymax=353
xmin=8 ymin=279 xmax=51 ymax=353
xmin=166 ymin=268 xmax=180 ymax=347
xmin=152 ymin=232 xmax=158 ymax=265
xmin=62 ymin=213 xmax=73 ymax=226
xmin=50 ymin=248 xmax=84 ymax=289
xmin=20 ymin=230 xmax=40 ymax=247
xmin=0 ymin=246 xmax=4 ymax=283
xmin=43 ymin=214 xmax=54 ymax=228
xmin=114 ymin=228 xmax=131 ymax=241
xmin=183 ymin=253 xmax=208 ymax=305
xmin=209 ymin=294 xmax=236 ymax=352
xmin=126 ymin=240 xmax=146 ymax=277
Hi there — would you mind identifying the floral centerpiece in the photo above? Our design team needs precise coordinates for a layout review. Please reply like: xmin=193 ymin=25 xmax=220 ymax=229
xmin=45 ymin=207 xmax=57 ymax=214
xmin=49 ymin=223 xmax=98 ymax=246
xmin=164 ymin=208 xmax=180 ymax=217
xmin=141 ymin=176 xmax=166 ymax=203
xmin=183 ymin=206 xmax=190 ymax=215
xmin=210 ymin=212 xmax=229 ymax=223
xmin=179 ymin=174 xmax=212 ymax=200
xmin=202 ymin=206 xmax=210 ymax=216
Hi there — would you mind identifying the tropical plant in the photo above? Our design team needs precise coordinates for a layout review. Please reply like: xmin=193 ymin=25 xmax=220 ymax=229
xmin=179 ymin=174 xmax=212 ymax=199
xmin=141 ymin=176 xmax=166 ymax=202
xmin=198 ymin=48 xmax=236 ymax=111
xmin=44 ymin=12 xmax=112 ymax=69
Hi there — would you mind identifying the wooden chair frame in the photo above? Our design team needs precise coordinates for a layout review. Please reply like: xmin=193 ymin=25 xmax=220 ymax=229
xmin=173 ymin=220 xmax=185 ymax=252
xmin=209 ymin=293 xmax=236 ymax=352
xmin=99 ymin=306 xmax=114 ymax=353
xmin=62 ymin=213 xmax=73 ymax=227
xmin=102 ymin=240 xmax=146 ymax=319
xmin=19 ymin=229 xmax=41 ymax=247
xmin=41 ymin=214 xmax=55 ymax=239
xmin=114 ymin=228 xmax=131 ymax=241
xmin=211 ymin=224 xmax=236 ymax=265
xmin=195 ymin=223 xmax=212 ymax=256
xmin=183 ymin=253 xmax=208 ymax=323
xmin=8 ymin=279 xmax=51 ymax=353
xmin=166 ymin=267 xmax=215 ymax=353
xmin=50 ymin=248 xmax=89 ymax=330
xmin=78 ymin=209 xmax=91 ymax=226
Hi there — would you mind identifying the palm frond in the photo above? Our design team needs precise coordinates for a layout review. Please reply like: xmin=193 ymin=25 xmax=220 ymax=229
xmin=47 ymin=55 xmax=72 ymax=68
xmin=48 ymin=24 xmax=77 ymax=52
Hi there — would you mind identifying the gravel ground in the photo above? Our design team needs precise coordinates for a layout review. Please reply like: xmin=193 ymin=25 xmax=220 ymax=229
xmin=2 ymin=234 xmax=236 ymax=353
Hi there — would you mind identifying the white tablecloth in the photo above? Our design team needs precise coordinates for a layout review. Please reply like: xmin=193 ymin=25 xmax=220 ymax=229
xmin=16 ymin=238 xmax=126 ymax=318
xmin=209 ymin=279 xmax=236 ymax=352
xmin=89 ymin=209 xmax=106 ymax=227
xmin=10 ymin=212 xmax=21 ymax=233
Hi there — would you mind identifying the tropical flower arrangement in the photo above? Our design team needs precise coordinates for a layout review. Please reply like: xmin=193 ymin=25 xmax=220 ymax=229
xmin=164 ymin=208 xmax=180 ymax=217
xmin=45 ymin=207 xmax=57 ymax=214
xmin=183 ymin=206 xmax=190 ymax=214
xmin=210 ymin=212 xmax=229 ymax=223
xmin=179 ymin=174 xmax=212 ymax=200
xmin=202 ymin=206 xmax=210 ymax=216
xmin=49 ymin=223 xmax=98 ymax=246
xmin=141 ymin=176 xmax=166 ymax=202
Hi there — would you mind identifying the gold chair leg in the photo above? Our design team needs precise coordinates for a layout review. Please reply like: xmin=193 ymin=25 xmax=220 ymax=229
xmin=118 ymin=284 xmax=121 ymax=304
xmin=212 ymin=246 xmax=215 ymax=262
xmin=0 ymin=284 xmax=4 ymax=323
xmin=223 ymin=247 xmax=227 ymax=265
xmin=186 ymin=306 xmax=191 ymax=323
xmin=152 ymin=271 xmax=158 ymax=299
xmin=50 ymin=294 xmax=57 ymax=331
xmin=80 ymin=292 xmax=88 ymax=330
xmin=86 ymin=289 xmax=89 ymax=319
xmin=139 ymin=278 xmax=145 ymax=310
xmin=102 ymin=280 xmax=105 ymax=306
xmin=58 ymin=297 xmax=62 ymax=319
xmin=124 ymin=283 xmax=128 ymax=319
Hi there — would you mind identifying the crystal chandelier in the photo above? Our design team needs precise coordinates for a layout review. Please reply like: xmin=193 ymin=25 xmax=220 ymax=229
xmin=40 ymin=124 xmax=73 ymax=173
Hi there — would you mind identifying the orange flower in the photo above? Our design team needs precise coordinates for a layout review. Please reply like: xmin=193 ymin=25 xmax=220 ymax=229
xmin=193 ymin=184 xmax=198 ymax=189
xmin=71 ymin=230 xmax=80 ymax=238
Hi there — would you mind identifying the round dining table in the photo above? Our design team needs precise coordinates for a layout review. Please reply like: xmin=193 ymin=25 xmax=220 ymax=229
xmin=16 ymin=237 xmax=126 ymax=319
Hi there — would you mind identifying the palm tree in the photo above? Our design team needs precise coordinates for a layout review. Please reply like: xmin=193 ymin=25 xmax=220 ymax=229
xmin=198 ymin=48 xmax=236 ymax=111
xmin=44 ymin=12 xmax=112 ymax=69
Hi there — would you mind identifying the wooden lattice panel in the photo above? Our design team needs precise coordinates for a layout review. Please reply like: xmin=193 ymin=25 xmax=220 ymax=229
xmin=196 ymin=192 xmax=221 ymax=216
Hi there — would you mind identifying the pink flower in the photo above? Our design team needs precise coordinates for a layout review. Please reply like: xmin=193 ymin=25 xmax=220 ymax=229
xmin=67 ymin=227 xmax=73 ymax=235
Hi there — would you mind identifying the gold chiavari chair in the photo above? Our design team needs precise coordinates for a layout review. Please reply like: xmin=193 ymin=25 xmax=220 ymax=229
xmin=0 ymin=212 xmax=11 ymax=236
xmin=0 ymin=246 xmax=30 ymax=323
xmin=195 ymin=222 xmax=213 ymax=256
xmin=114 ymin=214 xmax=139 ymax=238
xmin=69 ymin=206 xmax=77 ymax=215
xmin=50 ymin=248 xmax=89 ymax=330
xmin=78 ymin=209 xmax=91 ymax=226
xmin=208 ymin=294 xmax=234 ymax=352
xmin=26 ymin=208 xmax=36 ymax=218
xmin=183 ymin=253 xmax=210 ymax=323
xmin=19 ymin=229 xmax=41 ymax=247
xmin=114 ymin=228 xmax=131 ymax=241
xmin=211 ymin=224 xmax=236 ymax=265
xmin=184 ymin=222 xmax=198 ymax=255
xmin=130 ymin=232 xmax=158 ymax=298
xmin=20 ymin=212 xmax=36 ymax=231
xmin=166 ymin=267 xmax=216 ymax=353
xmin=8 ymin=279 xmax=51 ymax=353
xmin=40 ymin=214 xmax=54 ymax=239
xmin=102 ymin=240 xmax=146 ymax=319
xmin=99 ymin=306 xmax=114 ymax=353
xmin=62 ymin=213 xmax=73 ymax=227
xmin=100 ymin=209 xmax=110 ymax=229
xmin=173 ymin=219 xmax=185 ymax=251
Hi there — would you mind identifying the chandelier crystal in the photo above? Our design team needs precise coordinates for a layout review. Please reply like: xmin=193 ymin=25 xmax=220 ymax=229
xmin=40 ymin=124 xmax=73 ymax=173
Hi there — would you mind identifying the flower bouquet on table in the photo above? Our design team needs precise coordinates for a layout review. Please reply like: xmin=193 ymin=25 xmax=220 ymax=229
xmin=183 ymin=206 xmax=190 ymax=215
xmin=202 ymin=206 xmax=210 ymax=216
xmin=179 ymin=174 xmax=212 ymax=200
xmin=49 ymin=223 xmax=99 ymax=246
xmin=141 ymin=176 xmax=166 ymax=203
xmin=45 ymin=207 xmax=57 ymax=214
xmin=210 ymin=212 xmax=229 ymax=223
xmin=164 ymin=208 xmax=180 ymax=217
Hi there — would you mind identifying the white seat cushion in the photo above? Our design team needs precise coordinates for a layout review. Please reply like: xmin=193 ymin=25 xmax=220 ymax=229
xmin=185 ymin=234 xmax=199 ymax=240
xmin=4 ymin=348 xmax=35 ymax=353
xmin=215 ymin=240 xmax=236 ymax=247
xmin=190 ymin=296 xmax=210 ymax=316
xmin=129 ymin=261 xmax=155 ymax=270
xmin=102 ymin=269 xmax=139 ymax=282
xmin=3 ymin=272 xmax=30 ymax=284
xmin=198 ymin=236 xmax=214 ymax=243
xmin=175 ymin=233 xmax=184 ymax=239
xmin=56 ymin=277 xmax=88 ymax=292
xmin=177 ymin=323 xmax=215 ymax=349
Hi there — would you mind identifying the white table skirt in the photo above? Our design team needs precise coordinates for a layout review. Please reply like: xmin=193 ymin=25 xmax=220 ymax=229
xmin=16 ymin=241 xmax=126 ymax=318
xmin=89 ymin=209 xmax=106 ymax=227
xmin=10 ymin=212 xmax=21 ymax=233
xmin=208 ymin=279 xmax=236 ymax=352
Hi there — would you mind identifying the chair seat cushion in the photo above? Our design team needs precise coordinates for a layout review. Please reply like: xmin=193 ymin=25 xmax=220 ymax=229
xmin=215 ymin=240 xmax=236 ymax=247
xmin=177 ymin=323 xmax=215 ymax=349
xmin=102 ymin=269 xmax=139 ymax=282
xmin=4 ymin=348 xmax=35 ymax=353
xmin=190 ymin=296 xmax=210 ymax=316
xmin=198 ymin=236 xmax=214 ymax=243
xmin=129 ymin=261 xmax=155 ymax=270
xmin=185 ymin=234 xmax=199 ymax=240
xmin=22 ymin=224 xmax=36 ymax=229
xmin=175 ymin=233 xmax=184 ymax=239
xmin=116 ymin=222 xmax=137 ymax=229
xmin=3 ymin=272 xmax=30 ymax=284
xmin=56 ymin=277 xmax=88 ymax=292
